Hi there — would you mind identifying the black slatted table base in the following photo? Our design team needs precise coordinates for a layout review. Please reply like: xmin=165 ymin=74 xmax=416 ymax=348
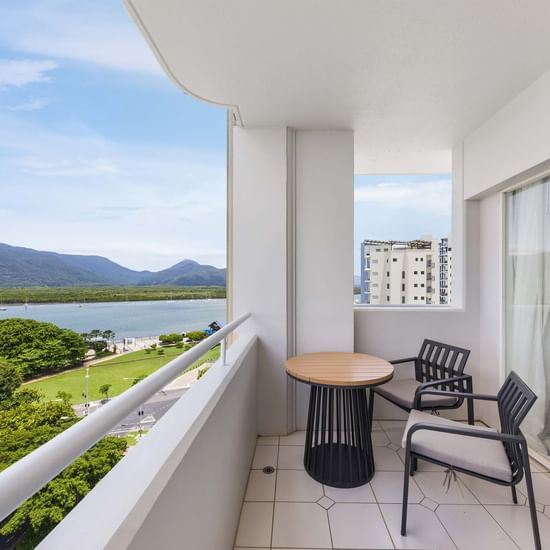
xmin=304 ymin=386 xmax=374 ymax=488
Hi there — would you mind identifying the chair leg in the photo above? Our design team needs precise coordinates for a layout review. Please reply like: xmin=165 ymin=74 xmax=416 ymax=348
xmin=368 ymin=390 xmax=375 ymax=431
xmin=521 ymin=445 xmax=542 ymax=550
xmin=511 ymin=484 xmax=518 ymax=504
xmin=467 ymin=398 xmax=474 ymax=425
xmin=411 ymin=457 xmax=418 ymax=475
xmin=401 ymin=448 xmax=411 ymax=536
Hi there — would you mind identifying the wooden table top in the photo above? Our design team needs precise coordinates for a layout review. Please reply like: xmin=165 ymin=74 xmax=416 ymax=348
xmin=285 ymin=352 xmax=394 ymax=387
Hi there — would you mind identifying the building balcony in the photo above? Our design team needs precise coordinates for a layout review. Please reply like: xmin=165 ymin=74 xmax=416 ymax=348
xmin=0 ymin=303 xmax=542 ymax=550
xmin=236 ymin=425 xmax=550 ymax=550
xmin=3 ymin=1 xmax=550 ymax=548
xmin=7 ymin=326 xmax=547 ymax=550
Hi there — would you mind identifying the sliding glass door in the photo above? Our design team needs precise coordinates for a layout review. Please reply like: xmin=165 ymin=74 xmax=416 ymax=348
xmin=506 ymin=177 xmax=550 ymax=456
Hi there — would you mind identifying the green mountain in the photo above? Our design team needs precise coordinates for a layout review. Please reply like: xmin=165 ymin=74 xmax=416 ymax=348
xmin=0 ymin=243 xmax=225 ymax=287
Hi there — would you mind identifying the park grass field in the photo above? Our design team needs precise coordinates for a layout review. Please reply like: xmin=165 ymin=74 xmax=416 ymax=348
xmin=24 ymin=345 xmax=220 ymax=404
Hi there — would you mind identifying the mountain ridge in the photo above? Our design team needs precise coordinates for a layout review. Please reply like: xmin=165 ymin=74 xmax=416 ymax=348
xmin=0 ymin=243 xmax=226 ymax=287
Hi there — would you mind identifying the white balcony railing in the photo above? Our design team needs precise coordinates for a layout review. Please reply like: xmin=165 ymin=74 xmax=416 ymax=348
xmin=0 ymin=312 xmax=251 ymax=523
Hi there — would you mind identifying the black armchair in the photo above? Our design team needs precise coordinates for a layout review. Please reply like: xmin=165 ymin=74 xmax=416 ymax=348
xmin=369 ymin=339 xmax=473 ymax=425
xmin=401 ymin=371 xmax=541 ymax=550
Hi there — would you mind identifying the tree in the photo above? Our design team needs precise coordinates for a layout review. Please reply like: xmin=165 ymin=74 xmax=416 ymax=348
xmin=0 ymin=435 xmax=127 ymax=545
xmin=0 ymin=319 xmax=86 ymax=378
xmin=159 ymin=333 xmax=183 ymax=345
xmin=132 ymin=374 xmax=146 ymax=386
xmin=99 ymin=384 xmax=112 ymax=400
xmin=0 ymin=358 xmax=22 ymax=406
xmin=185 ymin=330 xmax=208 ymax=342
xmin=56 ymin=390 xmax=73 ymax=404
xmin=0 ymin=359 xmax=127 ymax=547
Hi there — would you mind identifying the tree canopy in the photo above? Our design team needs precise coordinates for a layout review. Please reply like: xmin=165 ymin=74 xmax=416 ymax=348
xmin=0 ymin=358 xmax=22 ymax=406
xmin=0 ymin=318 xmax=86 ymax=378
xmin=0 ymin=362 xmax=127 ymax=546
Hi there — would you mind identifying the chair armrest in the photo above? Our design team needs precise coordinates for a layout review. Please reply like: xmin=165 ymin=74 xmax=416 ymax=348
xmin=415 ymin=388 xmax=498 ymax=402
xmin=414 ymin=375 xmax=473 ymax=407
xmin=405 ymin=421 xmax=524 ymax=452
xmin=390 ymin=356 xmax=417 ymax=366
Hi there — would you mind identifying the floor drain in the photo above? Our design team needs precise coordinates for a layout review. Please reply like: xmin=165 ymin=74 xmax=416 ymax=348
xmin=262 ymin=466 xmax=275 ymax=474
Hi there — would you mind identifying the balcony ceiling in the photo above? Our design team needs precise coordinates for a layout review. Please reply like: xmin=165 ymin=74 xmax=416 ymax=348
xmin=126 ymin=0 xmax=550 ymax=172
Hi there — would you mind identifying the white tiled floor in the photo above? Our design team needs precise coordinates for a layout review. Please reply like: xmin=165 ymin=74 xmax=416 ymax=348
xmin=235 ymin=421 xmax=550 ymax=549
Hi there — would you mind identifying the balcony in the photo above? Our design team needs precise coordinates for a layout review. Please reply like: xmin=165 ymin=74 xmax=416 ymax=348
xmin=3 ymin=1 xmax=550 ymax=549
xmin=236 ymin=425 xmax=550 ymax=550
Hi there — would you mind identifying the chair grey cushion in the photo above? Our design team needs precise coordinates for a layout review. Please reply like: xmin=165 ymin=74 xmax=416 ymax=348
xmin=374 ymin=378 xmax=459 ymax=409
xmin=402 ymin=409 xmax=512 ymax=482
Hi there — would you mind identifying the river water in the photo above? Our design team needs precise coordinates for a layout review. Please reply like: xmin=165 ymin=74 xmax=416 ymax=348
xmin=0 ymin=299 xmax=227 ymax=339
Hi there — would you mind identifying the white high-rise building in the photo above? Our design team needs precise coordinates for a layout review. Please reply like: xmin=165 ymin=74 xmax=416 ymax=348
xmin=360 ymin=239 xmax=441 ymax=305
xmin=439 ymin=237 xmax=452 ymax=304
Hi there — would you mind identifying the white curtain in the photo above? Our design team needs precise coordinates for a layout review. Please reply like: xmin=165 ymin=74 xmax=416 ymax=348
xmin=506 ymin=177 xmax=550 ymax=455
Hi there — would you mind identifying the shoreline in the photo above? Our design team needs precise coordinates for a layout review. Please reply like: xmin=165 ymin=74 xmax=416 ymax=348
xmin=0 ymin=286 xmax=226 ymax=306
xmin=0 ymin=297 xmax=227 ymax=307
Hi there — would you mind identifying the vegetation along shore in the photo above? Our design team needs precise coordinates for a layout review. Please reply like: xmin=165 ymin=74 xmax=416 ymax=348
xmin=0 ymin=286 xmax=226 ymax=305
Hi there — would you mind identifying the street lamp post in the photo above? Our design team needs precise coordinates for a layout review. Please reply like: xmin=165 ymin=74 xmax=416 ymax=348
xmin=84 ymin=367 xmax=89 ymax=416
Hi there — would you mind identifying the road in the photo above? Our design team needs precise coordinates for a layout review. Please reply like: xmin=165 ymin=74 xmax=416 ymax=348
xmin=74 ymin=388 xmax=189 ymax=437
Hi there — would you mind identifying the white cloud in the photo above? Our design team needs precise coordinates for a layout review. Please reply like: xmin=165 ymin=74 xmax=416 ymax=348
xmin=0 ymin=114 xmax=227 ymax=270
xmin=0 ymin=59 xmax=58 ymax=88
xmin=0 ymin=2 xmax=162 ymax=77
xmin=354 ymin=179 xmax=451 ymax=214
xmin=6 ymin=98 xmax=51 ymax=111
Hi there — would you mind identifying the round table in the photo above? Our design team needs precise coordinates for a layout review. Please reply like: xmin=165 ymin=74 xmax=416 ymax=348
xmin=286 ymin=352 xmax=393 ymax=488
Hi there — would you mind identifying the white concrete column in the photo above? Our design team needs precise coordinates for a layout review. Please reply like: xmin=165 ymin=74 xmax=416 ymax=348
xmin=232 ymin=127 xmax=291 ymax=435
xmin=294 ymin=130 xmax=355 ymax=428
xmin=232 ymin=127 xmax=355 ymax=434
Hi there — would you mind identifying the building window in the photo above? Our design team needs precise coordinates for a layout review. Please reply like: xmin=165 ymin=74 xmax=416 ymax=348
xmin=386 ymin=283 xmax=390 ymax=289
xmin=401 ymin=284 xmax=405 ymax=291
xmin=355 ymin=173 xmax=452 ymax=306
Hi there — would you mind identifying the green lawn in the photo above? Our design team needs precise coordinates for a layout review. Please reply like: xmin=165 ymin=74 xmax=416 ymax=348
xmin=24 ymin=345 xmax=220 ymax=404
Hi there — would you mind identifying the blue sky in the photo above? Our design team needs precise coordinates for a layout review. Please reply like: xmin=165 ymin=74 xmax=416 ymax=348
xmin=354 ymin=174 xmax=452 ymax=275
xmin=0 ymin=1 xmax=451 ymax=275
xmin=0 ymin=0 xmax=227 ymax=271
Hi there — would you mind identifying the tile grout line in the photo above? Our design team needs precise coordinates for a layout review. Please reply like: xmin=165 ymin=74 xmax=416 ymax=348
xmin=481 ymin=502 xmax=525 ymax=550
xmin=454 ymin=468 xmax=523 ymax=549
xmin=380 ymin=423 xmax=461 ymax=550
xmin=269 ymin=439 xmax=280 ymax=550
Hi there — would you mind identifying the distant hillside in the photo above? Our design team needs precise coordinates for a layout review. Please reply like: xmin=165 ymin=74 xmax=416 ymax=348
xmin=0 ymin=243 xmax=226 ymax=288
xmin=139 ymin=259 xmax=227 ymax=286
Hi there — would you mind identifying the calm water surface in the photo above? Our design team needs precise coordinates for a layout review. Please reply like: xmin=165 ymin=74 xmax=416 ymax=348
xmin=0 ymin=299 xmax=227 ymax=339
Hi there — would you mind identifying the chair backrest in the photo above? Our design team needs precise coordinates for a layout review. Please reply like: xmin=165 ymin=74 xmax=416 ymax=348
xmin=497 ymin=371 xmax=537 ymax=478
xmin=415 ymin=339 xmax=470 ymax=383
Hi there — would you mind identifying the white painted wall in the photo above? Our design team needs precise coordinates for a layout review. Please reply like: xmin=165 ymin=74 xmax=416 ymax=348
xmin=354 ymin=201 xmax=480 ymax=420
xmin=232 ymin=127 xmax=355 ymax=433
xmin=232 ymin=127 xmax=290 ymax=435
xmin=127 ymin=337 xmax=258 ymax=550
xmin=294 ymin=130 xmax=355 ymax=428
xmin=40 ymin=335 xmax=258 ymax=550
xmin=464 ymin=68 xmax=550 ymax=200
xmin=457 ymin=67 xmax=550 ymax=428
xmin=478 ymin=193 xmax=504 ymax=426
